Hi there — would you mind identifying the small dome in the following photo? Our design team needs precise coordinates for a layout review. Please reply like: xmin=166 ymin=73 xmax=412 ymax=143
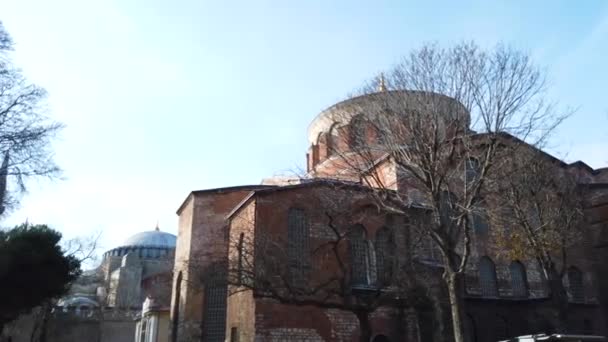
xmin=122 ymin=230 xmax=177 ymax=248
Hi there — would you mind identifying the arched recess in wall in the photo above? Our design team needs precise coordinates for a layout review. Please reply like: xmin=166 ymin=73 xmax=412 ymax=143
xmin=171 ymin=271 xmax=182 ymax=342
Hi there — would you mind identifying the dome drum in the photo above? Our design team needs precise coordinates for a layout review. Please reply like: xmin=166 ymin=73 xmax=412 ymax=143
xmin=306 ymin=90 xmax=470 ymax=174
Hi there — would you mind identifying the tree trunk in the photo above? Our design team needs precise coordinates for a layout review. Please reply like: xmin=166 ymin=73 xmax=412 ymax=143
xmin=546 ymin=269 xmax=569 ymax=332
xmin=445 ymin=272 xmax=465 ymax=342
xmin=355 ymin=310 xmax=372 ymax=342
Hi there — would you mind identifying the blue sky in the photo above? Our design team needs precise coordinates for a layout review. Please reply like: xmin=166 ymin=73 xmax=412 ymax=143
xmin=0 ymin=0 xmax=607 ymax=259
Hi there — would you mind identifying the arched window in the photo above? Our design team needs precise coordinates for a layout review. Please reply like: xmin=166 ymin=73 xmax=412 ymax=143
xmin=287 ymin=208 xmax=309 ymax=287
xmin=237 ymin=233 xmax=245 ymax=285
xmin=465 ymin=158 xmax=480 ymax=184
xmin=327 ymin=123 xmax=338 ymax=157
xmin=567 ymin=266 xmax=584 ymax=302
xmin=509 ymin=261 xmax=528 ymax=297
xmin=375 ymin=227 xmax=395 ymax=286
xmin=349 ymin=115 xmax=366 ymax=149
xmin=479 ymin=257 xmax=498 ymax=297
xmin=171 ymin=271 xmax=182 ymax=342
xmin=439 ymin=191 xmax=456 ymax=229
xmin=470 ymin=203 xmax=489 ymax=234
xmin=349 ymin=225 xmax=369 ymax=286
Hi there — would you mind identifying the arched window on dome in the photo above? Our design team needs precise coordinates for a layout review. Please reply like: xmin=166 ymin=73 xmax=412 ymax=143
xmin=327 ymin=123 xmax=338 ymax=157
xmin=479 ymin=256 xmax=498 ymax=297
xmin=349 ymin=114 xmax=367 ymax=149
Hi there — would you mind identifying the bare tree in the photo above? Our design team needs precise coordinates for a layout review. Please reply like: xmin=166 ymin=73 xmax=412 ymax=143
xmin=0 ymin=21 xmax=63 ymax=216
xmin=188 ymin=183 xmax=431 ymax=342
xmin=489 ymin=151 xmax=585 ymax=331
xmin=316 ymin=42 xmax=569 ymax=341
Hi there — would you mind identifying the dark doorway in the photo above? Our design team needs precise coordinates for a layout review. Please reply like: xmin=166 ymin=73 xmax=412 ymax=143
xmin=372 ymin=334 xmax=390 ymax=342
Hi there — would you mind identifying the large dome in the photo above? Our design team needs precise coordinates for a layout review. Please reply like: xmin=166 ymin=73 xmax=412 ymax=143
xmin=122 ymin=230 xmax=176 ymax=248
xmin=103 ymin=228 xmax=177 ymax=260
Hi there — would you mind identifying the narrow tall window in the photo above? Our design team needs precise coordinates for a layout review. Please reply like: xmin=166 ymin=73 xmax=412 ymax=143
xmin=350 ymin=225 xmax=369 ymax=286
xmin=479 ymin=256 xmax=498 ymax=297
xmin=287 ymin=208 xmax=309 ymax=287
xmin=567 ymin=266 xmax=584 ymax=302
xmin=171 ymin=272 xmax=182 ymax=342
xmin=375 ymin=227 xmax=395 ymax=285
xmin=509 ymin=261 xmax=528 ymax=297
xmin=237 ymin=233 xmax=245 ymax=284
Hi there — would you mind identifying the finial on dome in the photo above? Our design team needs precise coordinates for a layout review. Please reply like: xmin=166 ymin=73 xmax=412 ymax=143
xmin=377 ymin=73 xmax=387 ymax=92
xmin=155 ymin=221 xmax=159 ymax=231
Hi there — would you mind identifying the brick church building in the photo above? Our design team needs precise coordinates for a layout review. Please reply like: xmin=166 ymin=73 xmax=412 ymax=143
xmin=170 ymin=89 xmax=608 ymax=342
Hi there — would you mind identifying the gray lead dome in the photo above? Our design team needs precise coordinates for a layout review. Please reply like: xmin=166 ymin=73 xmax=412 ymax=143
xmin=103 ymin=228 xmax=177 ymax=259
xmin=122 ymin=230 xmax=177 ymax=248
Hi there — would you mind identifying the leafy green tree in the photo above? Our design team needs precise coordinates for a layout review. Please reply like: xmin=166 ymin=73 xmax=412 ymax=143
xmin=0 ymin=224 xmax=81 ymax=332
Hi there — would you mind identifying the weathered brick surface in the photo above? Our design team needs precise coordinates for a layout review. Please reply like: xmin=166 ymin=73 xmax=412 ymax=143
xmin=172 ymin=187 xmax=270 ymax=342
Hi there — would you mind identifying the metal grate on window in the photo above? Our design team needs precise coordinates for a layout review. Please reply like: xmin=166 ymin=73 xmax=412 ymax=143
xmin=350 ymin=225 xmax=369 ymax=286
xmin=287 ymin=208 xmax=310 ymax=288
xmin=509 ymin=261 xmax=528 ymax=297
xmin=203 ymin=283 xmax=228 ymax=342
xmin=567 ymin=266 xmax=584 ymax=302
xmin=479 ymin=257 xmax=498 ymax=297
